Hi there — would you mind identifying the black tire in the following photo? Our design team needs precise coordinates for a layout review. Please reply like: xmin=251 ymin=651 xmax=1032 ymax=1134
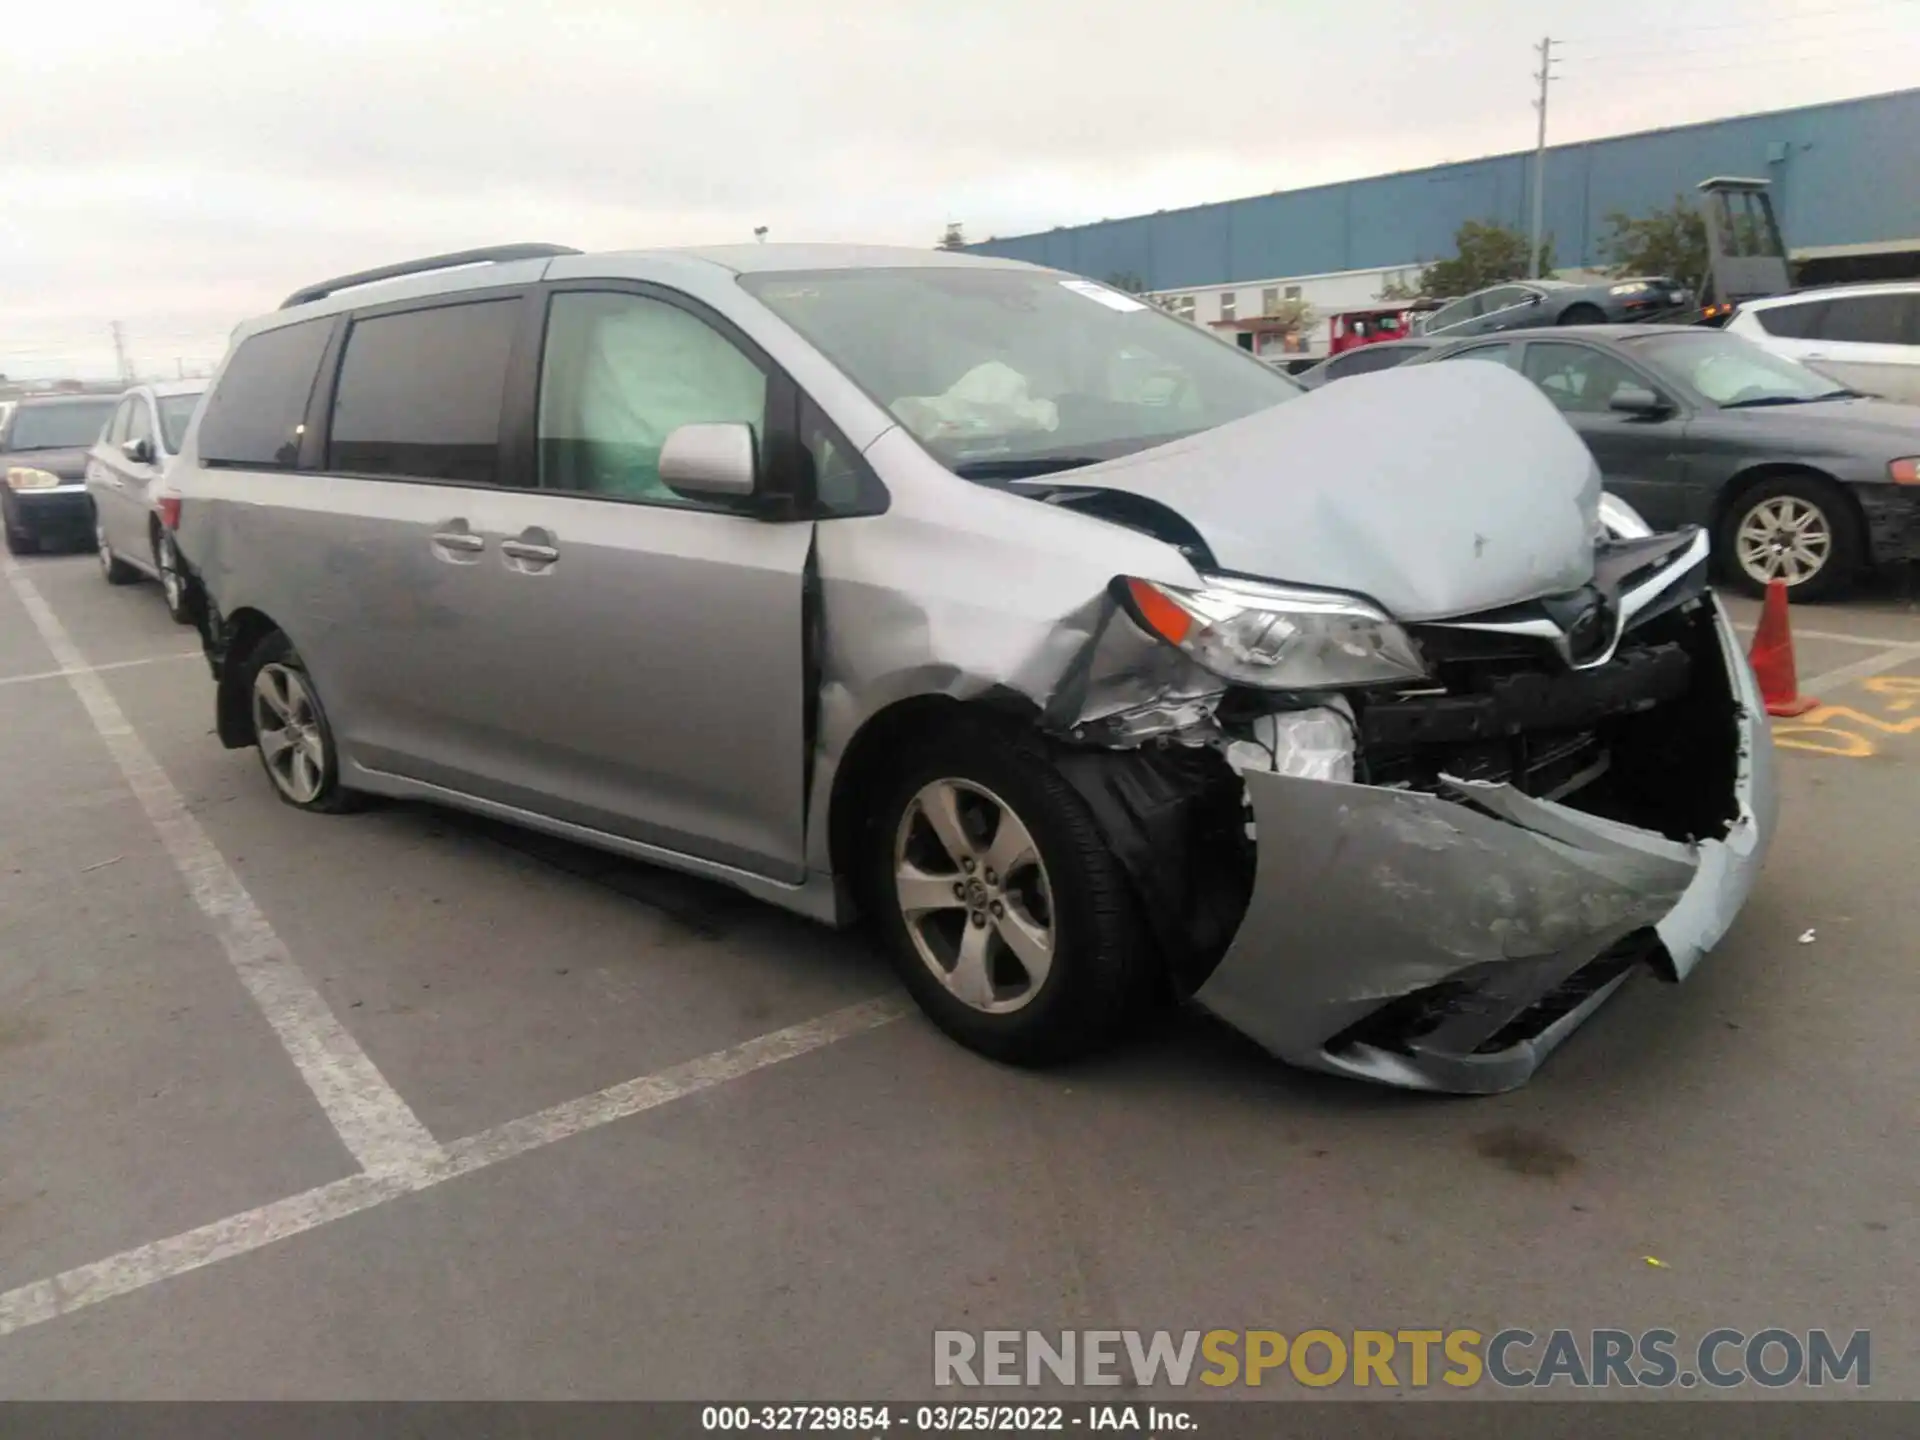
xmin=1716 ymin=473 xmax=1864 ymax=602
xmin=864 ymin=718 xmax=1160 ymax=1066
xmin=153 ymin=530 xmax=192 ymax=625
xmin=238 ymin=630 xmax=364 ymax=813
xmin=1559 ymin=303 xmax=1606 ymax=326
xmin=95 ymin=513 xmax=140 ymax=584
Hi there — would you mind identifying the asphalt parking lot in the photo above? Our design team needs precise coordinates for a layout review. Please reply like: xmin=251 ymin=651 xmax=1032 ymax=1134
xmin=1 ymin=550 xmax=1916 ymax=1401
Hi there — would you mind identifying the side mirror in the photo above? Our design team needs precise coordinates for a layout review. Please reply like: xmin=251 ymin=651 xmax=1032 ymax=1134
xmin=1526 ymin=292 xmax=1544 ymax=305
xmin=1609 ymin=386 xmax=1671 ymax=417
xmin=659 ymin=422 xmax=758 ymax=500
xmin=121 ymin=436 xmax=155 ymax=464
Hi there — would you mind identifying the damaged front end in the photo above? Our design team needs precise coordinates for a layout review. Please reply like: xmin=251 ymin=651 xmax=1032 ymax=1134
xmin=1032 ymin=525 xmax=1774 ymax=1094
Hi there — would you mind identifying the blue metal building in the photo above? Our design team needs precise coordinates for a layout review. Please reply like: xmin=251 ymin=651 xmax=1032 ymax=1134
xmin=967 ymin=88 xmax=1920 ymax=289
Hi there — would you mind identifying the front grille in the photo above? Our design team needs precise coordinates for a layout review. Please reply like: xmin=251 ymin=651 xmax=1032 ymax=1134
xmin=1354 ymin=633 xmax=1692 ymax=801
xmin=1471 ymin=932 xmax=1656 ymax=1054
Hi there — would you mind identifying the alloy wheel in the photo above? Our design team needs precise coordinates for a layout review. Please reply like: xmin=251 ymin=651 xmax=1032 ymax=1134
xmin=892 ymin=778 xmax=1055 ymax=1015
xmin=252 ymin=662 xmax=329 ymax=805
xmin=1735 ymin=495 xmax=1832 ymax=587
xmin=95 ymin=517 xmax=113 ymax=578
xmin=157 ymin=533 xmax=184 ymax=613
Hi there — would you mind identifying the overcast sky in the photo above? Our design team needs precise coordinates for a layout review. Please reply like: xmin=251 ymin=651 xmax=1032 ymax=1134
xmin=4 ymin=0 xmax=1914 ymax=379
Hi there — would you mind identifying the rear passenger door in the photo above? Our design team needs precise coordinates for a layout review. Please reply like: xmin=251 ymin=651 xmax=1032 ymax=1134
xmin=312 ymin=282 xmax=815 ymax=882
xmin=1799 ymin=293 xmax=1920 ymax=404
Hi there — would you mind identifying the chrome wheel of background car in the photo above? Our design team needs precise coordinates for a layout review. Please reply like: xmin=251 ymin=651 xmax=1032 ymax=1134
xmin=1735 ymin=495 xmax=1832 ymax=587
xmin=94 ymin=517 xmax=113 ymax=578
xmin=156 ymin=533 xmax=185 ymax=614
xmin=892 ymin=778 xmax=1055 ymax=1016
xmin=252 ymin=662 xmax=329 ymax=805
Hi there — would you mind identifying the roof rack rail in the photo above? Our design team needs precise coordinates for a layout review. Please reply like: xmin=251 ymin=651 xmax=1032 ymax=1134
xmin=279 ymin=243 xmax=583 ymax=310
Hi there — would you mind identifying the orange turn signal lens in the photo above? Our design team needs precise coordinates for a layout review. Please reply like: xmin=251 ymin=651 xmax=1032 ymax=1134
xmin=1890 ymin=458 xmax=1920 ymax=486
xmin=1125 ymin=577 xmax=1193 ymax=645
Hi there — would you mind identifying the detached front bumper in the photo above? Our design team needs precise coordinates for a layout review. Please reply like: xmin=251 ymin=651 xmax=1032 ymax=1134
xmin=1192 ymin=596 xmax=1776 ymax=1094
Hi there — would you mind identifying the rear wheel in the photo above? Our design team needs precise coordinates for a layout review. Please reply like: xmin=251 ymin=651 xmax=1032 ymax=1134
xmin=1719 ymin=474 xmax=1863 ymax=601
xmin=1559 ymin=303 xmax=1606 ymax=326
xmin=154 ymin=530 xmax=191 ymax=624
xmin=866 ymin=722 xmax=1159 ymax=1065
xmin=241 ymin=630 xmax=363 ymax=813
xmin=95 ymin=514 xmax=140 ymax=584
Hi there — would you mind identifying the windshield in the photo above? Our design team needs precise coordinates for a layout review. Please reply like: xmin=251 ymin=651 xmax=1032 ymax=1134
xmin=741 ymin=267 xmax=1300 ymax=475
xmin=157 ymin=392 xmax=205 ymax=453
xmin=6 ymin=399 xmax=117 ymax=451
xmin=1626 ymin=330 xmax=1851 ymax=407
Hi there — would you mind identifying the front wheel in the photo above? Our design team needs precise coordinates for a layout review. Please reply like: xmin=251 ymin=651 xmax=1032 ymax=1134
xmin=1559 ymin=303 xmax=1606 ymax=326
xmin=867 ymin=723 xmax=1159 ymax=1065
xmin=241 ymin=631 xmax=363 ymax=813
xmin=1718 ymin=475 xmax=1863 ymax=601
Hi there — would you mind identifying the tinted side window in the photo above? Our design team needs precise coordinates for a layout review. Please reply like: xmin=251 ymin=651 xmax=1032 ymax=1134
xmin=199 ymin=318 xmax=331 ymax=468
xmin=1331 ymin=346 xmax=1414 ymax=379
xmin=801 ymin=397 xmax=887 ymax=517
xmin=1753 ymin=300 xmax=1823 ymax=339
xmin=537 ymin=291 xmax=767 ymax=505
xmin=329 ymin=300 xmax=519 ymax=484
xmin=1426 ymin=297 xmax=1476 ymax=331
xmin=1443 ymin=343 xmax=1517 ymax=369
xmin=1815 ymin=295 xmax=1906 ymax=345
xmin=1521 ymin=342 xmax=1643 ymax=413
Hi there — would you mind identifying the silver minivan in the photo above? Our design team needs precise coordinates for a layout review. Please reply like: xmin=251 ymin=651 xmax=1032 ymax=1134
xmin=172 ymin=243 xmax=1775 ymax=1094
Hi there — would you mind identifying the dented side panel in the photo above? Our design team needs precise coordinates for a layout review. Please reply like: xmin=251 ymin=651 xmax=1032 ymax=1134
xmin=803 ymin=426 xmax=1217 ymax=880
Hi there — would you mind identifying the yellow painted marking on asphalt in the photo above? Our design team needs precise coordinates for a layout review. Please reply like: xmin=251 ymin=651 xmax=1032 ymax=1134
xmin=1772 ymin=676 xmax=1920 ymax=757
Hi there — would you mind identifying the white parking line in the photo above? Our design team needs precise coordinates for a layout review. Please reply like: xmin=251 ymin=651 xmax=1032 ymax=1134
xmin=1730 ymin=621 xmax=1920 ymax=649
xmin=1801 ymin=645 xmax=1920 ymax=697
xmin=0 ymin=651 xmax=202 ymax=689
xmin=0 ymin=995 xmax=906 ymax=1340
xmin=2 ymin=559 xmax=442 ymax=1179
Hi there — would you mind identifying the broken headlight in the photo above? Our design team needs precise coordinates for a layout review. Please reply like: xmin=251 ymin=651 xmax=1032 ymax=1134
xmin=1119 ymin=574 xmax=1427 ymax=690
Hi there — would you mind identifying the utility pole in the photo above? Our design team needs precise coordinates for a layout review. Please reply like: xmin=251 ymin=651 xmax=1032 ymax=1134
xmin=1529 ymin=36 xmax=1556 ymax=280
xmin=176 ymin=357 xmax=185 ymax=380
xmin=110 ymin=321 xmax=132 ymax=383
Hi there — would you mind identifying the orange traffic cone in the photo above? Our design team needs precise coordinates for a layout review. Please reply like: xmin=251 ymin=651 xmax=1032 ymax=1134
xmin=1749 ymin=579 xmax=1817 ymax=717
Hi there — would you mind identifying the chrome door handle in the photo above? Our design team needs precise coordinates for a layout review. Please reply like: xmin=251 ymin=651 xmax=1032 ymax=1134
xmin=499 ymin=540 xmax=558 ymax=563
xmin=431 ymin=530 xmax=485 ymax=553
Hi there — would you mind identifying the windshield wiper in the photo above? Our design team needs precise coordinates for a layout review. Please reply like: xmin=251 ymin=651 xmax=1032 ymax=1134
xmin=1720 ymin=394 xmax=1827 ymax=409
xmin=951 ymin=456 xmax=1107 ymax=480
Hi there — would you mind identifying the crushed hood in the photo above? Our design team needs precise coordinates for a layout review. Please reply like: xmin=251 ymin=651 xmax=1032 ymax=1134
xmin=1051 ymin=363 xmax=1603 ymax=622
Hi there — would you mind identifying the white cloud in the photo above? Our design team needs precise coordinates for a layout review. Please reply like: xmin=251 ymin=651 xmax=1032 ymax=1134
xmin=3 ymin=0 xmax=1913 ymax=378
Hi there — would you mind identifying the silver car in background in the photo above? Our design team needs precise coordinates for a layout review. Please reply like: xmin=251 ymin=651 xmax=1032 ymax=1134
xmin=83 ymin=380 xmax=206 ymax=621
xmin=170 ymin=243 xmax=1775 ymax=1094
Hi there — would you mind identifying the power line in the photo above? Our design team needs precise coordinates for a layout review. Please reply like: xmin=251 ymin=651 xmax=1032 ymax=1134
xmin=1569 ymin=20 xmax=1920 ymax=61
xmin=1558 ymin=0 xmax=1918 ymax=44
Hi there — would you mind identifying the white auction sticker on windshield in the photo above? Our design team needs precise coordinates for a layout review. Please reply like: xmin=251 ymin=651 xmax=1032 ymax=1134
xmin=1059 ymin=279 xmax=1147 ymax=311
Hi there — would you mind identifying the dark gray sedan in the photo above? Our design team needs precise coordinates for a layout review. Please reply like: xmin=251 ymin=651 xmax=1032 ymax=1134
xmin=2 ymin=393 xmax=121 ymax=555
xmin=1419 ymin=275 xmax=1691 ymax=340
xmin=1405 ymin=325 xmax=1920 ymax=598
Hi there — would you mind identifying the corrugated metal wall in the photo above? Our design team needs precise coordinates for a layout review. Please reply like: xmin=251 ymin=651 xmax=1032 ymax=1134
xmin=969 ymin=89 xmax=1920 ymax=288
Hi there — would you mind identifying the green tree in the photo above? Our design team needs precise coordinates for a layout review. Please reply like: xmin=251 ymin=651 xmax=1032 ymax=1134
xmin=1417 ymin=220 xmax=1554 ymax=299
xmin=936 ymin=222 xmax=968 ymax=251
xmin=1375 ymin=275 xmax=1423 ymax=302
xmin=1598 ymin=196 xmax=1708 ymax=290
